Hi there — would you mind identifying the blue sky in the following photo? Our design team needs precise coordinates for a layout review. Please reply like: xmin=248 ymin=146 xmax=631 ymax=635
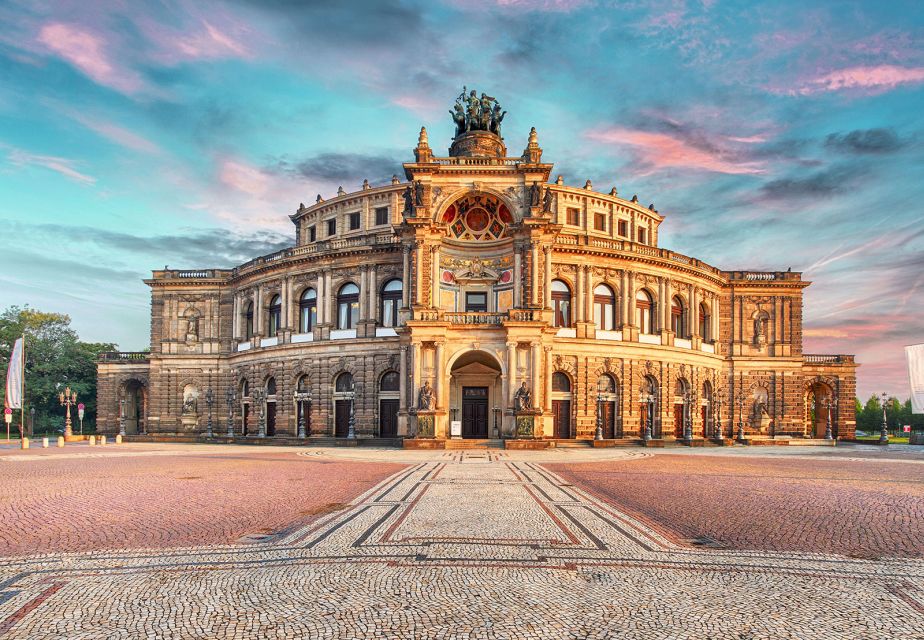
xmin=0 ymin=0 xmax=922 ymax=399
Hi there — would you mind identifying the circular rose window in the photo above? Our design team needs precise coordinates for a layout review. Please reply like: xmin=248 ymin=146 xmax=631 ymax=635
xmin=465 ymin=207 xmax=490 ymax=231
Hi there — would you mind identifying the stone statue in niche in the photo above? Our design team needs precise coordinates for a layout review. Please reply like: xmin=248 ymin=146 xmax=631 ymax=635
xmin=414 ymin=180 xmax=425 ymax=207
xmin=529 ymin=182 xmax=541 ymax=207
xmin=417 ymin=381 xmax=434 ymax=410
xmin=402 ymin=185 xmax=413 ymax=217
xmin=185 ymin=315 xmax=199 ymax=341
xmin=542 ymin=186 xmax=553 ymax=213
xmin=514 ymin=381 xmax=532 ymax=411
xmin=754 ymin=312 xmax=769 ymax=346
xmin=182 ymin=395 xmax=197 ymax=415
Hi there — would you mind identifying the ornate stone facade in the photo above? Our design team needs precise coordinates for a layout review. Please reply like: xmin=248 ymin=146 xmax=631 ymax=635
xmin=97 ymin=96 xmax=857 ymax=442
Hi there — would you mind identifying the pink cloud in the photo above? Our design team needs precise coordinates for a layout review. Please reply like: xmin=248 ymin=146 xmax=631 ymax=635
xmin=586 ymin=127 xmax=766 ymax=175
xmin=794 ymin=65 xmax=924 ymax=95
xmin=143 ymin=19 xmax=252 ymax=65
xmin=6 ymin=147 xmax=96 ymax=185
xmin=219 ymin=160 xmax=269 ymax=196
xmin=36 ymin=22 xmax=146 ymax=95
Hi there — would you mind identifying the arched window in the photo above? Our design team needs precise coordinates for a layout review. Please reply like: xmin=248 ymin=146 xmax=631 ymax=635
xmin=240 ymin=379 xmax=249 ymax=397
xmin=335 ymin=372 xmax=354 ymax=392
xmin=636 ymin=290 xmax=654 ymax=334
xmin=380 ymin=279 xmax=402 ymax=328
xmin=551 ymin=280 xmax=571 ymax=328
xmin=380 ymin=371 xmax=399 ymax=391
xmin=266 ymin=377 xmax=277 ymax=396
xmin=593 ymin=284 xmax=616 ymax=331
xmin=245 ymin=302 xmax=254 ymax=339
xmin=552 ymin=372 xmax=571 ymax=392
xmin=671 ymin=296 xmax=687 ymax=338
xmin=337 ymin=283 xmax=360 ymax=329
xmin=268 ymin=295 xmax=282 ymax=336
xmin=299 ymin=288 xmax=317 ymax=334
xmin=699 ymin=302 xmax=711 ymax=341
xmin=674 ymin=377 xmax=689 ymax=396
xmin=597 ymin=374 xmax=616 ymax=393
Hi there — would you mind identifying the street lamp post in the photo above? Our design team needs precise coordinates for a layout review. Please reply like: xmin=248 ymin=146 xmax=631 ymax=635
xmin=205 ymin=387 xmax=214 ymax=438
xmin=682 ymin=389 xmax=693 ymax=444
xmin=58 ymin=386 xmax=77 ymax=438
xmin=736 ymin=396 xmax=745 ymax=442
xmin=119 ymin=398 xmax=126 ymax=437
xmin=492 ymin=407 xmax=500 ymax=439
xmin=595 ymin=380 xmax=605 ymax=441
xmin=823 ymin=395 xmax=836 ymax=441
xmin=347 ymin=382 xmax=357 ymax=440
xmin=714 ymin=390 xmax=724 ymax=441
xmin=29 ymin=407 xmax=35 ymax=438
xmin=295 ymin=389 xmax=311 ymax=439
xmin=641 ymin=393 xmax=654 ymax=442
xmin=225 ymin=387 xmax=236 ymax=438
xmin=253 ymin=388 xmax=266 ymax=438
xmin=879 ymin=391 xmax=889 ymax=444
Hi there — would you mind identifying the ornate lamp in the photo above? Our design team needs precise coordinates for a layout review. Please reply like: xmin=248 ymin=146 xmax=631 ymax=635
xmin=879 ymin=391 xmax=889 ymax=444
xmin=58 ymin=386 xmax=77 ymax=438
xmin=347 ymin=381 xmax=357 ymax=440
xmin=225 ymin=387 xmax=236 ymax=438
xmin=294 ymin=388 xmax=312 ymax=439
xmin=253 ymin=388 xmax=266 ymax=438
xmin=823 ymin=395 xmax=836 ymax=441
xmin=595 ymin=378 xmax=606 ymax=441
xmin=205 ymin=387 xmax=214 ymax=438
xmin=736 ymin=395 xmax=745 ymax=442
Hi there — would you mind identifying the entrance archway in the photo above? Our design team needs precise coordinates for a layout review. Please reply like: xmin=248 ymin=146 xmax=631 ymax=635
xmin=804 ymin=380 xmax=835 ymax=438
xmin=121 ymin=380 xmax=145 ymax=434
xmin=673 ymin=378 xmax=689 ymax=438
xmin=449 ymin=351 xmax=502 ymax=439
xmin=552 ymin=372 xmax=573 ymax=439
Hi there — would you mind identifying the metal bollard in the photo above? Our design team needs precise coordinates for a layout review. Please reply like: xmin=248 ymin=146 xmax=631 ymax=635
xmin=115 ymin=434 xmax=122 ymax=444
xmin=20 ymin=437 xmax=29 ymax=449
xmin=42 ymin=437 xmax=49 ymax=448
xmin=57 ymin=436 xmax=64 ymax=448
xmin=88 ymin=435 xmax=96 ymax=446
xmin=99 ymin=435 xmax=107 ymax=446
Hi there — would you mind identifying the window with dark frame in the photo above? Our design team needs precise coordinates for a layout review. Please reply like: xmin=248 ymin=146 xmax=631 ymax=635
xmin=299 ymin=288 xmax=317 ymax=333
xmin=327 ymin=218 xmax=336 ymax=237
xmin=380 ymin=279 xmax=403 ymax=327
xmin=551 ymin=280 xmax=572 ymax=328
xmin=337 ymin=283 xmax=360 ymax=329
xmin=349 ymin=212 xmax=360 ymax=230
xmin=638 ymin=228 xmax=647 ymax=244
xmin=618 ymin=220 xmax=628 ymax=237
xmin=268 ymin=295 xmax=281 ymax=336
xmin=375 ymin=206 xmax=389 ymax=226
xmin=593 ymin=284 xmax=616 ymax=331
xmin=308 ymin=225 xmax=316 ymax=242
xmin=465 ymin=291 xmax=488 ymax=313
xmin=594 ymin=212 xmax=606 ymax=231
xmin=567 ymin=207 xmax=580 ymax=226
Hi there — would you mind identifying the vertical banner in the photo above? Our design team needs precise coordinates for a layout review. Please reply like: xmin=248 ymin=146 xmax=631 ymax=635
xmin=5 ymin=337 xmax=23 ymax=410
xmin=907 ymin=343 xmax=924 ymax=414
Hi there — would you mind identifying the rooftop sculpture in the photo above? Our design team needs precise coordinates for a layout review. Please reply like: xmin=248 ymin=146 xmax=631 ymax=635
xmin=450 ymin=87 xmax=506 ymax=138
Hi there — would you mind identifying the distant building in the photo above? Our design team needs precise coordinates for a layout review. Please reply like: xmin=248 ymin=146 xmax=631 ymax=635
xmin=98 ymin=93 xmax=856 ymax=443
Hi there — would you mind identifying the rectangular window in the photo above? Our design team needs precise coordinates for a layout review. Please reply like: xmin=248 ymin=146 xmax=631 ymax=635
xmin=349 ymin=212 xmax=360 ymax=230
xmin=465 ymin=292 xmax=488 ymax=312
xmin=594 ymin=212 xmax=606 ymax=231
xmin=638 ymin=228 xmax=647 ymax=244
xmin=617 ymin=220 xmax=628 ymax=237
xmin=375 ymin=206 xmax=389 ymax=226
xmin=308 ymin=225 xmax=316 ymax=242
xmin=566 ymin=208 xmax=580 ymax=226
xmin=327 ymin=219 xmax=336 ymax=237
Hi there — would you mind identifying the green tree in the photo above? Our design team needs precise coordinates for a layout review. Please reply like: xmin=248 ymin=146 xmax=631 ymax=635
xmin=0 ymin=306 xmax=116 ymax=435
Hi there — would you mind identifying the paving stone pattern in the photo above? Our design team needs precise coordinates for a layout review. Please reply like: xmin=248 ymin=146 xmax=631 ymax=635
xmin=0 ymin=445 xmax=922 ymax=638
xmin=548 ymin=453 xmax=924 ymax=558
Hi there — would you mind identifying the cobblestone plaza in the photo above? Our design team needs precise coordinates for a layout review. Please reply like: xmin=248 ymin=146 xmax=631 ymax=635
xmin=0 ymin=443 xmax=921 ymax=638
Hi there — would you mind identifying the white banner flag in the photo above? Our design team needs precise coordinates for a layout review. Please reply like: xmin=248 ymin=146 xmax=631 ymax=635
xmin=907 ymin=343 xmax=924 ymax=414
xmin=5 ymin=337 xmax=23 ymax=410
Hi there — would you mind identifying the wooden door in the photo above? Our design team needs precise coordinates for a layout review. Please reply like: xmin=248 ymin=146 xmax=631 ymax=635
xmin=553 ymin=400 xmax=571 ymax=439
xmin=266 ymin=403 xmax=276 ymax=436
xmin=674 ymin=404 xmax=684 ymax=438
xmin=242 ymin=404 xmax=250 ymax=436
xmin=602 ymin=401 xmax=616 ymax=439
xmin=379 ymin=399 xmax=399 ymax=438
xmin=335 ymin=400 xmax=351 ymax=438
xmin=461 ymin=387 xmax=488 ymax=438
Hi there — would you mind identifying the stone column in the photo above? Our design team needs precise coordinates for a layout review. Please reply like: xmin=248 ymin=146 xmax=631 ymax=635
xmin=691 ymin=286 xmax=699 ymax=337
xmin=315 ymin=272 xmax=324 ymax=326
xmin=402 ymin=246 xmax=411 ymax=308
xmin=324 ymin=270 xmax=333 ymax=327
xmin=232 ymin=294 xmax=240 ymax=339
xmin=585 ymin=266 xmax=593 ymax=322
xmin=530 ymin=342 xmax=541 ymax=411
xmin=575 ymin=265 xmax=585 ymax=323
xmin=434 ymin=341 xmax=444 ymax=409
xmin=544 ymin=345 xmax=553 ymax=412
xmin=664 ymin=280 xmax=673 ymax=332
xmin=713 ymin=296 xmax=720 ymax=343
xmin=513 ymin=248 xmax=522 ymax=308
xmin=255 ymin=285 xmax=264 ymax=336
xmin=431 ymin=244 xmax=440 ymax=308
xmin=622 ymin=271 xmax=632 ymax=329
xmin=530 ymin=242 xmax=539 ymax=306
xmin=369 ymin=264 xmax=377 ymax=323
xmin=415 ymin=242 xmax=425 ymax=306
xmin=399 ymin=345 xmax=408 ymax=413
xmin=358 ymin=266 xmax=368 ymax=320
xmin=505 ymin=341 xmax=517 ymax=409
xmin=543 ymin=246 xmax=552 ymax=308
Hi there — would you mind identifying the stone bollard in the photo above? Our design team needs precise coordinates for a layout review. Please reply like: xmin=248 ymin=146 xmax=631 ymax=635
xmin=115 ymin=434 xmax=122 ymax=444
xmin=42 ymin=437 xmax=49 ymax=448
xmin=88 ymin=435 xmax=96 ymax=446
xmin=99 ymin=435 xmax=107 ymax=446
xmin=20 ymin=437 xmax=29 ymax=449
xmin=57 ymin=436 xmax=64 ymax=448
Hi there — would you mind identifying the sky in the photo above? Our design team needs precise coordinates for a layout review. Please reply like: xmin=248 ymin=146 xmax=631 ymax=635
xmin=0 ymin=0 xmax=921 ymax=400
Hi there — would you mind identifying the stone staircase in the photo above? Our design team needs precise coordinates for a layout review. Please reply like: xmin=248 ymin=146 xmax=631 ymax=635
xmin=444 ymin=439 xmax=504 ymax=450
xmin=551 ymin=439 xmax=594 ymax=448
